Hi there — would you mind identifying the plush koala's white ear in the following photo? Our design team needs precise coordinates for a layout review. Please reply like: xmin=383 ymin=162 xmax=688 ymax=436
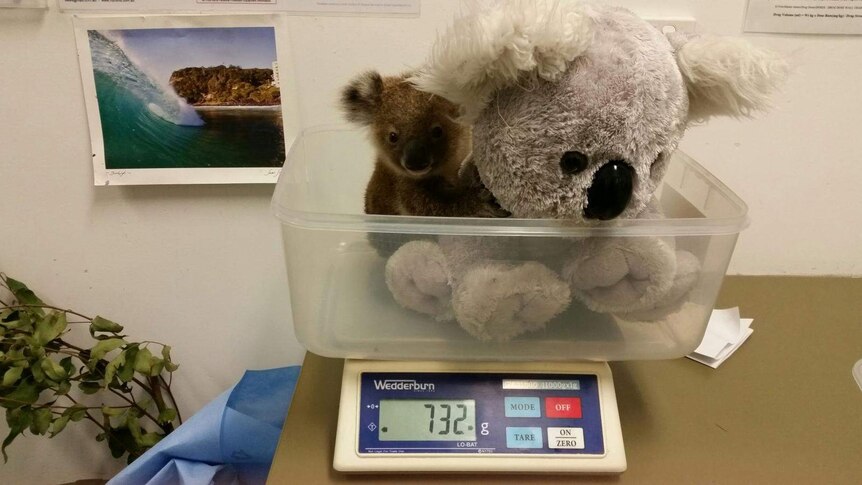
xmin=340 ymin=70 xmax=384 ymax=126
xmin=410 ymin=0 xmax=593 ymax=121
xmin=668 ymin=32 xmax=788 ymax=121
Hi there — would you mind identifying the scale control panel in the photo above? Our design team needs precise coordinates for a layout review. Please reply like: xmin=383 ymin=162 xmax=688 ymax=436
xmin=358 ymin=372 xmax=603 ymax=455
xmin=335 ymin=360 xmax=626 ymax=473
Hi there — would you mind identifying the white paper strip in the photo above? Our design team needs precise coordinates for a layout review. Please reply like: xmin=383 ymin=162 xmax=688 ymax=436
xmin=745 ymin=0 xmax=862 ymax=35
xmin=0 ymin=0 xmax=47 ymax=8
xmin=58 ymin=0 xmax=420 ymax=16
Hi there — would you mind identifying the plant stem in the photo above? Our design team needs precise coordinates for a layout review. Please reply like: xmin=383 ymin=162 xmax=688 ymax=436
xmin=147 ymin=376 xmax=174 ymax=433
xmin=6 ymin=304 xmax=93 ymax=322
xmin=56 ymin=338 xmax=87 ymax=353
xmin=159 ymin=375 xmax=183 ymax=424
xmin=62 ymin=394 xmax=108 ymax=434
xmin=106 ymin=387 xmax=162 ymax=430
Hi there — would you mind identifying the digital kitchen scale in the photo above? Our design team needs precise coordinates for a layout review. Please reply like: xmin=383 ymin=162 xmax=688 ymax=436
xmin=334 ymin=360 xmax=626 ymax=473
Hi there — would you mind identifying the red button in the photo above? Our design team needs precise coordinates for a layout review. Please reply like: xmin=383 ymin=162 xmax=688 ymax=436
xmin=545 ymin=397 xmax=582 ymax=418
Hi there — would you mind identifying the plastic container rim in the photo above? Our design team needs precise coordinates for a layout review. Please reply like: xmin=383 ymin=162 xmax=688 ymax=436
xmin=272 ymin=125 xmax=750 ymax=237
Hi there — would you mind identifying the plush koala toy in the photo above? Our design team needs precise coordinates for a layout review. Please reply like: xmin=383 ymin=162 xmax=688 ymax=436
xmin=385 ymin=1 xmax=786 ymax=341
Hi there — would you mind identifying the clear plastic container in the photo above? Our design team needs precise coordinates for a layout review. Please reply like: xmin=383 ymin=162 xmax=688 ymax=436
xmin=272 ymin=126 xmax=748 ymax=362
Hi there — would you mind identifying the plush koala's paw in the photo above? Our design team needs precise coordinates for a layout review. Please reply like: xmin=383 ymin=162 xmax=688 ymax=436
xmin=385 ymin=240 xmax=454 ymax=321
xmin=562 ymin=237 xmax=679 ymax=314
xmin=621 ymin=250 xmax=701 ymax=321
xmin=453 ymin=262 xmax=571 ymax=341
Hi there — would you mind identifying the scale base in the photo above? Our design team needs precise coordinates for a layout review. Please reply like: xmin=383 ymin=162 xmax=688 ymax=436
xmin=334 ymin=360 xmax=626 ymax=474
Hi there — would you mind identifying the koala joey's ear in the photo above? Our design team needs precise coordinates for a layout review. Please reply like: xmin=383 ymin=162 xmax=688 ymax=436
xmin=410 ymin=0 xmax=593 ymax=122
xmin=668 ymin=32 xmax=788 ymax=121
xmin=340 ymin=70 xmax=384 ymax=126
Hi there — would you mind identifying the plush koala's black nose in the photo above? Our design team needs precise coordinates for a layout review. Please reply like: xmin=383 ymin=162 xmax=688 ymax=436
xmin=560 ymin=151 xmax=589 ymax=175
xmin=403 ymin=140 xmax=432 ymax=172
xmin=584 ymin=161 xmax=634 ymax=220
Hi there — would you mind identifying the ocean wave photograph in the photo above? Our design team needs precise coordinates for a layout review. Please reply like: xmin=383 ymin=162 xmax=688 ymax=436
xmin=86 ymin=26 xmax=285 ymax=172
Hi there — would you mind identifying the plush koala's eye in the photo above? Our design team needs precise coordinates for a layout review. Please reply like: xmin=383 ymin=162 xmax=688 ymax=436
xmin=431 ymin=125 xmax=444 ymax=139
xmin=388 ymin=132 xmax=399 ymax=144
xmin=560 ymin=151 xmax=589 ymax=175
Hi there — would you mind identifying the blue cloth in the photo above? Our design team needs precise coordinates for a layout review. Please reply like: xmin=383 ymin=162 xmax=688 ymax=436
xmin=109 ymin=366 xmax=302 ymax=485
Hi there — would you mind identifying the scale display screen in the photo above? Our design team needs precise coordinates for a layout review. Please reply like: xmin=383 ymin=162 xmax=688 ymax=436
xmin=379 ymin=399 xmax=476 ymax=441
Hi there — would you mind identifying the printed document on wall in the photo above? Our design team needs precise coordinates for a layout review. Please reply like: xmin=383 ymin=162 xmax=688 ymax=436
xmin=58 ymin=0 xmax=419 ymax=16
xmin=745 ymin=0 xmax=862 ymax=34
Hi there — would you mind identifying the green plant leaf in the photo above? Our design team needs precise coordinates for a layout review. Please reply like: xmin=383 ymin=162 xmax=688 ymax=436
xmin=53 ymin=380 xmax=71 ymax=396
xmin=104 ymin=352 xmax=127 ymax=387
xmin=133 ymin=348 xmax=155 ymax=375
xmin=2 ymin=407 xmax=32 ymax=462
xmin=106 ymin=426 xmax=138 ymax=460
xmin=63 ymin=404 xmax=87 ymax=422
xmin=89 ymin=338 xmax=126 ymax=364
xmin=2 ymin=367 xmax=23 ymax=387
xmin=126 ymin=410 xmax=142 ymax=442
xmin=148 ymin=360 xmax=164 ymax=377
xmin=33 ymin=312 xmax=68 ymax=346
xmin=1 ymin=311 xmax=32 ymax=331
xmin=101 ymin=406 xmax=126 ymax=418
xmin=161 ymin=345 xmax=179 ymax=372
xmin=78 ymin=381 xmax=101 ymax=395
xmin=117 ymin=347 xmax=137 ymax=383
xmin=4 ymin=277 xmax=45 ymax=315
xmin=139 ymin=432 xmax=162 ymax=448
xmin=157 ymin=408 xmax=177 ymax=425
xmin=29 ymin=408 xmax=52 ymax=436
xmin=0 ymin=379 xmax=39 ymax=408
xmin=40 ymin=358 xmax=68 ymax=382
xmin=50 ymin=415 xmax=70 ymax=437
xmin=30 ymin=360 xmax=46 ymax=383
xmin=90 ymin=316 xmax=124 ymax=335
xmin=59 ymin=357 xmax=74 ymax=375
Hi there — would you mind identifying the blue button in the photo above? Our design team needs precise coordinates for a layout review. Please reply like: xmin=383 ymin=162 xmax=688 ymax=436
xmin=504 ymin=397 xmax=541 ymax=418
xmin=506 ymin=427 xmax=543 ymax=449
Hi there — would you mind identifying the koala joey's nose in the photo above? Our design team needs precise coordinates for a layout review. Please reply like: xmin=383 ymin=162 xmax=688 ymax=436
xmin=584 ymin=161 xmax=635 ymax=221
xmin=560 ymin=151 xmax=589 ymax=175
xmin=403 ymin=139 xmax=432 ymax=173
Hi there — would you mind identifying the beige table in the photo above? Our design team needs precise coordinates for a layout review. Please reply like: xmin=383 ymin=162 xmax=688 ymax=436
xmin=268 ymin=276 xmax=862 ymax=484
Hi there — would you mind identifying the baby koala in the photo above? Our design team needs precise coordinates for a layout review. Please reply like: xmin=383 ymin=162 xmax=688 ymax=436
xmin=340 ymin=70 xmax=505 ymax=217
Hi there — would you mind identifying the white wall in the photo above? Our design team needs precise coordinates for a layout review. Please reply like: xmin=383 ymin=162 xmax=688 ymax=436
xmin=0 ymin=0 xmax=859 ymax=482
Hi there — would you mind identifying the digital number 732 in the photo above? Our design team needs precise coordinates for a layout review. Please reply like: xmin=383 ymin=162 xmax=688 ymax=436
xmin=424 ymin=403 xmax=468 ymax=435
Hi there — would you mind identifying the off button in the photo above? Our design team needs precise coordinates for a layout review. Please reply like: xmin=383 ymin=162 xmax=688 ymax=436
xmin=545 ymin=397 xmax=582 ymax=418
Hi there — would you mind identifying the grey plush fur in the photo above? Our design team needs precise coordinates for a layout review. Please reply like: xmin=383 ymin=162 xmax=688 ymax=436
xmin=384 ymin=2 xmax=786 ymax=341
xmin=474 ymin=7 xmax=687 ymax=220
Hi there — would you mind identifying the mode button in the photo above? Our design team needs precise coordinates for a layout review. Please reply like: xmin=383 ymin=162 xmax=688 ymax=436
xmin=504 ymin=397 xmax=541 ymax=418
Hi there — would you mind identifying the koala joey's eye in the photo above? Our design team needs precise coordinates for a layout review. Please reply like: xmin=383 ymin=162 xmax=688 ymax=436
xmin=430 ymin=124 xmax=444 ymax=139
xmin=388 ymin=132 xmax=399 ymax=144
xmin=560 ymin=151 xmax=589 ymax=175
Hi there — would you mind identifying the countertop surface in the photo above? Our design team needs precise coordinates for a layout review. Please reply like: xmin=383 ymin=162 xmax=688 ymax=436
xmin=268 ymin=276 xmax=862 ymax=484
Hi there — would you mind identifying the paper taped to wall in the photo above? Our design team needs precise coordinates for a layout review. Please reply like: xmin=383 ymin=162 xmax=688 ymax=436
xmin=59 ymin=0 xmax=419 ymax=16
xmin=745 ymin=0 xmax=862 ymax=34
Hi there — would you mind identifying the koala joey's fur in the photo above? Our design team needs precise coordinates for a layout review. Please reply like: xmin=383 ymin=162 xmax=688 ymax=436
xmin=341 ymin=71 xmax=505 ymax=218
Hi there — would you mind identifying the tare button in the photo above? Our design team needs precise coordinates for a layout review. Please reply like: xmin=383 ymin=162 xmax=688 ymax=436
xmin=505 ymin=427 xmax=543 ymax=449
xmin=545 ymin=397 xmax=582 ymax=418
xmin=547 ymin=427 xmax=585 ymax=449
xmin=504 ymin=397 xmax=541 ymax=418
